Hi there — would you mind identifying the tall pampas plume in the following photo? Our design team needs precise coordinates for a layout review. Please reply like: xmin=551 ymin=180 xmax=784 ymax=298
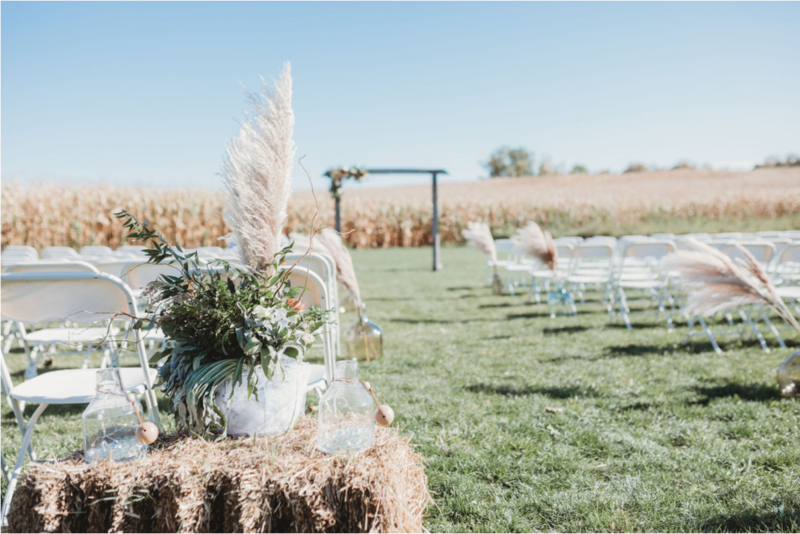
xmin=316 ymin=228 xmax=362 ymax=308
xmin=461 ymin=221 xmax=497 ymax=264
xmin=222 ymin=62 xmax=295 ymax=273
xmin=512 ymin=221 xmax=557 ymax=272
xmin=462 ymin=221 xmax=503 ymax=295
xmin=663 ymin=237 xmax=800 ymax=330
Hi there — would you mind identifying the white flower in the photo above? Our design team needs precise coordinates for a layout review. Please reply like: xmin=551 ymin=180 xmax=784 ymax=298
xmin=270 ymin=308 xmax=290 ymax=330
xmin=252 ymin=305 xmax=270 ymax=320
xmin=301 ymin=332 xmax=315 ymax=344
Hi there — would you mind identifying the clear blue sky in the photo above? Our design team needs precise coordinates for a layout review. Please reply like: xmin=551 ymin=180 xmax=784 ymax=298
xmin=2 ymin=2 xmax=799 ymax=192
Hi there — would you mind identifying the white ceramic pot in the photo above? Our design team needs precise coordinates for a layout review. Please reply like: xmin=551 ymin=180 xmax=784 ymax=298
xmin=214 ymin=356 xmax=310 ymax=437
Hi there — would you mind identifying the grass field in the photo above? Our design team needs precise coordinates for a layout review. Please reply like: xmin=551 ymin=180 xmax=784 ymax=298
xmin=2 ymin=246 xmax=799 ymax=532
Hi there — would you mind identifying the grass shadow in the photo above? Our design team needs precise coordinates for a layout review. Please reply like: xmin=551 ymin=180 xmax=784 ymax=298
xmin=388 ymin=317 xmax=489 ymax=325
xmin=604 ymin=344 xmax=679 ymax=357
xmin=479 ymin=303 xmax=516 ymax=309
xmin=465 ymin=383 xmax=597 ymax=398
xmin=700 ymin=508 xmax=800 ymax=532
xmin=688 ymin=380 xmax=782 ymax=405
xmin=446 ymin=286 xmax=475 ymax=291
xmin=507 ymin=312 xmax=552 ymax=320
xmin=542 ymin=325 xmax=591 ymax=335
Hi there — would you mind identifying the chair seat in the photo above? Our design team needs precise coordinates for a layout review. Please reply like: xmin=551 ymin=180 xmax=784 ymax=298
xmin=10 ymin=367 xmax=158 ymax=404
xmin=24 ymin=326 xmax=120 ymax=344
xmin=568 ymin=275 xmax=609 ymax=284
xmin=776 ymin=286 xmax=800 ymax=299
xmin=618 ymin=280 xmax=665 ymax=290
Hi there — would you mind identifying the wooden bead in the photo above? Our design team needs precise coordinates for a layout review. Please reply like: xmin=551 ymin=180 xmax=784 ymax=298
xmin=126 ymin=392 xmax=137 ymax=403
xmin=135 ymin=422 xmax=159 ymax=445
xmin=374 ymin=405 xmax=394 ymax=426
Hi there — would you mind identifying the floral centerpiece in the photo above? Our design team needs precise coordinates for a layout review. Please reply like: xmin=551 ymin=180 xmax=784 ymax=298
xmin=121 ymin=63 xmax=327 ymax=436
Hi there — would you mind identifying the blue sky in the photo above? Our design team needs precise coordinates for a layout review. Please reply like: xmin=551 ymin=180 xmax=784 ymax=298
xmin=2 ymin=2 xmax=799 ymax=192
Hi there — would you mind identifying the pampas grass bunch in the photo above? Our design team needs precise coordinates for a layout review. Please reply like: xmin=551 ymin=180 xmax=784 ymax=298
xmin=461 ymin=221 xmax=503 ymax=294
xmin=512 ymin=221 xmax=557 ymax=272
xmin=664 ymin=238 xmax=799 ymax=332
xmin=222 ymin=63 xmax=295 ymax=273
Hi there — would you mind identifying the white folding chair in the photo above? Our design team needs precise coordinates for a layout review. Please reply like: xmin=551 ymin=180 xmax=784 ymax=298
xmin=284 ymin=267 xmax=335 ymax=397
xmin=609 ymin=241 xmax=676 ymax=329
xmin=284 ymin=253 xmax=341 ymax=356
xmin=0 ymin=272 xmax=161 ymax=526
xmin=565 ymin=243 xmax=615 ymax=312
xmin=487 ymin=238 xmax=515 ymax=286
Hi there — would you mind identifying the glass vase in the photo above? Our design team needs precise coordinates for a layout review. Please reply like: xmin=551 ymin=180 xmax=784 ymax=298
xmin=547 ymin=280 xmax=576 ymax=318
xmin=344 ymin=315 xmax=382 ymax=361
xmin=317 ymin=360 xmax=375 ymax=454
xmin=82 ymin=368 xmax=148 ymax=464
xmin=777 ymin=350 xmax=800 ymax=396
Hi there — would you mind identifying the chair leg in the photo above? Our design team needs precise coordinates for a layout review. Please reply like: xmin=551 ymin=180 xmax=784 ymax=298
xmin=697 ymin=316 xmax=723 ymax=354
xmin=759 ymin=308 xmax=786 ymax=348
xmin=23 ymin=345 xmax=43 ymax=381
xmin=1 ymin=402 xmax=48 ymax=527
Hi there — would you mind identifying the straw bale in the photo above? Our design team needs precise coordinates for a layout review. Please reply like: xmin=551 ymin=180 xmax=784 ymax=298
xmin=7 ymin=417 xmax=431 ymax=533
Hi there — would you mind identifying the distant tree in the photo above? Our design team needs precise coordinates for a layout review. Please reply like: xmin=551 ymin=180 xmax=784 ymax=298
xmin=624 ymin=163 xmax=648 ymax=173
xmin=539 ymin=161 xmax=558 ymax=176
xmin=754 ymin=154 xmax=800 ymax=169
xmin=485 ymin=146 xmax=534 ymax=177
xmin=671 ymin=160 xmax=695 ymax=170
xmin=570 ymin=164 xmax=588 ymax=174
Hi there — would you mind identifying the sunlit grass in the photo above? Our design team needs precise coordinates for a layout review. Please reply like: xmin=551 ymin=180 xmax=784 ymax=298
xmin=3 ymin=246 xmax=799 ymax=532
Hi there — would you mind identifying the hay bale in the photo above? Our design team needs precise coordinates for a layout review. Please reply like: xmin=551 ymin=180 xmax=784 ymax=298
xmin=7 ymin=417 xmax=431 ymax=533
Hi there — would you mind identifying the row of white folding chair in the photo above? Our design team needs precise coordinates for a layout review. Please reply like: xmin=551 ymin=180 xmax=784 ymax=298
xmin=0 ymin=271 xmax=162 ymax=526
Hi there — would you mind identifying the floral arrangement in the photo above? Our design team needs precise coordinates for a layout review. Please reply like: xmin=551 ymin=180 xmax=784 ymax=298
xmin=119 ymin=211 xmax=326 ymax=434
xmin=120 ymin=62 xmax=329 ymax=434
xmin=324 ymin=166 xmax=369 ymax=201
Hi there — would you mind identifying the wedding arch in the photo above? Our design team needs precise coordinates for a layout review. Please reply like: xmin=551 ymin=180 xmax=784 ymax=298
xmin=324 ymin=167 xmax=447 ymax=271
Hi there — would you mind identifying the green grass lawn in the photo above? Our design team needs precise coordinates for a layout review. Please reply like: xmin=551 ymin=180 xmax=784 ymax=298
xmin=3 ymin=246 xmax=799 ymax=532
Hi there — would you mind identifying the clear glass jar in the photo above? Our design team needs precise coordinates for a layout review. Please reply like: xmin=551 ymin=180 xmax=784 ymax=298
xmin=547 ymin=281 xmax=576 ymax=318
xmin=778 ymin=350 xmax=800 ymax=396
xmin=344 ymin=315 xmax=383 ymax=361
xmin=317 ymin=360 xmax=375 ymax=454
xmin=82 ymin=369 xmax=148 ymax=464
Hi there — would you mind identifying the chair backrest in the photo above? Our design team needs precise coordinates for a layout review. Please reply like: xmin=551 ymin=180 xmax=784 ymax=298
xmin=555 ymin=244 xmax=574 ymax=259
xmin=776 ymin=243 xmax=800 ymax=264
xmin=79 ymin=246 xmax=114 ymax=257
xmin=3 ymin=245 xmax=38 ymax=257
xmin=284 ymin=267 xmax=334 ymax=381
xmin=284 ymin=253 xmax=338 ymax=309
xmin=621 ymin=241 xmax=676 ymax=259
xmin=122 ymin=262 xmax=185 ymax=289
xmin=494 ymin=239 xmax=515 ymax=255
xmin=719 ymin=242 xmax=776 ymax=263
xmin=4 ymin=261 xmax=99 ymax=274
xmin=1 ymin=272 xmax=138 ymax=325
xmin=1 ymin=251 xmax=39 ymax=264
xmin=42 ymin=246 xmax=80 ymax=259
xmin=573 ymin=244 xmax=614 ymax=259
xmin=116 ymin=246 xmax=150 ymax=257
xmin=95 ymin=261 xmax=135 ymax=278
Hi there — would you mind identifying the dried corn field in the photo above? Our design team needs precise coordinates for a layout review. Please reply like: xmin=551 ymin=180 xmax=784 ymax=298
xmin=2 ymin=168 xmax=799 ymax=250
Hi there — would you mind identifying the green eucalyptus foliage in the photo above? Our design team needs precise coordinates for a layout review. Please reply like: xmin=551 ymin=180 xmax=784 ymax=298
xmin=115 ymin=210 xmax=327 ymax=437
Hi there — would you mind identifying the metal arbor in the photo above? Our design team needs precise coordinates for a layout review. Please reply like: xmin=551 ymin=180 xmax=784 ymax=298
xmin=333 ymin=168 xmax=447 ymax=271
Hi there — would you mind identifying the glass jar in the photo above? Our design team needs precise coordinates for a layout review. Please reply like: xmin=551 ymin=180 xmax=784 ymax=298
xmin=344 ymin=315 xmax=383 ymax=361
xmin=317 ymin=360 xmax=375 ymax=454
xmin=82 ymin=369 xmax=148 ymax=464
xmin=547 ymin=281 xmax=576 ymax=318
xmin=777 ymin=350 xmax=800 ymax=396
